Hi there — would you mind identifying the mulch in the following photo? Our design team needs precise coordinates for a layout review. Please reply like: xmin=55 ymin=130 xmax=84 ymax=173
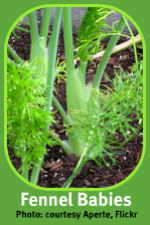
xmin=8 ymin=25 xmax=143 ymax=188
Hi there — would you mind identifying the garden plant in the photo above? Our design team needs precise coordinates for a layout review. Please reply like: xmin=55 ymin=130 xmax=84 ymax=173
xmin=7 ymin=7 xmax=143 ymax=188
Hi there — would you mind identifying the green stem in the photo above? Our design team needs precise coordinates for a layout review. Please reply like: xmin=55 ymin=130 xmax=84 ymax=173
xmin=123 ymin=15 xmax=138 ymax=68
xmin=30 ymin=165 xmax=40 ymax=184
xmin=49 ymin=131 xmax=71 ymax=154
xmin=78 ymin=46 xmax=88 ymax=85
xmin=63 ymin=8 xmax=75 ymax=76
xmin=132 ymin=39 xmax=139 ymax=68
xmin=52 ymin=96 xmax=71 ymax=124
xmin=22 ymin=167 xmax=28 ymax=180
xmin=15 ymin=26 xmax=30 ymax=33
xmin=28 ymin=11 xmax=40 ymax=60
xmin=21 ymin=147 xmax=28 ymax=180
xmin=92 ymin=17 xmax=126 ymax=89
xmin=98 ymin=32 xmax=131 ymax=42
xmin=45 ymin=7 xmax=63 ymax=112
xmin=63 ymin=7 xmax=77 ymax=114
xmin=62 ymin=153 xmax=87 ymax=188
xmin=7 ymin=45 xmax=24 ymax=64
xmin=79 ymin=60 xmax=87 ymax=85
xmin=40 ymin=8 xmax=52 ymax=46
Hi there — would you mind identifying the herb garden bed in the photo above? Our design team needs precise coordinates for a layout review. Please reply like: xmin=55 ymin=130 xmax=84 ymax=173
xmin=8 ymin=23 xmax=143 ymax=188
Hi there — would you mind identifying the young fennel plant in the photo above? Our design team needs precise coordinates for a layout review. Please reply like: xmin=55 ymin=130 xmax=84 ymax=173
xmin=7 ymin=7 xmax=65 ymax=184
xmin=52 ymin=8 xmax=142 ymax=187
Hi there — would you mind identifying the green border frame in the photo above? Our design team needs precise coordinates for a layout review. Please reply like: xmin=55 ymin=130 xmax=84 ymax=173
xmin=4 ymin=3 xmax=146 ymax=192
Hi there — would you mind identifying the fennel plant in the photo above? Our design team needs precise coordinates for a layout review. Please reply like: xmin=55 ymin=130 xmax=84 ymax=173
xmin=53 ymin=8 xmax=143 ymax=187
xmin=7 ymin=7 xmax=143 ymax=187
xmin=7 ymin=7 xmax=65 ymax=183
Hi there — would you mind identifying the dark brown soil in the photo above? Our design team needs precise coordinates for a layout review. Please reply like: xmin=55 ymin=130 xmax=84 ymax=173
xmin=8 ymin=24 xmax=143 ymax=188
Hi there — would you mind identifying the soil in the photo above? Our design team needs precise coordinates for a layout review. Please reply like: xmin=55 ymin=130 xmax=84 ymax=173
xmin=8 ymin=25 xmax=143 ymax=188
